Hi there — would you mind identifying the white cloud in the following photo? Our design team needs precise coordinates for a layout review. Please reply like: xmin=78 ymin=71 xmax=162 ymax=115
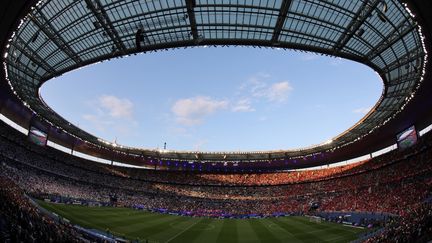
xmin=353 ymin=107 xmax=371 ymax=114
xmin=98 ymin=95 xmax=134 ymax=119
xmin=172 ymin=96 xmax=228 ymax=126
xmin=239 ymin=74 xmax=293 ymax=104
xmin=169 ymin=74 xmax=292 ymax=127
xmin=251 ymin=80 xmax=293 ymax=103
xmin=237 ymin=74 xmax=266 ymax=96
xmin=266 ymin=81 xmax=293 ymax=102
xmin=330 ymin=57 xmax=343 ymax=66
xmin=82 ymin=95 xmax=137 ymax=137
xmin=231 ymin=99 xmax=255 ymax=112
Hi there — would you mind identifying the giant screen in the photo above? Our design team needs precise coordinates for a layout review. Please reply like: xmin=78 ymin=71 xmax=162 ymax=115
xmin=28 ymin=126 xmax=48 ymax=146
xmin=397 ymin=125 xmax=418 ymax=150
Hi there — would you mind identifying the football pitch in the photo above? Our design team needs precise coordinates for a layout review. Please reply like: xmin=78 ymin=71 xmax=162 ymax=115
xmin=38 ymin=201 xmax=366 ymax=243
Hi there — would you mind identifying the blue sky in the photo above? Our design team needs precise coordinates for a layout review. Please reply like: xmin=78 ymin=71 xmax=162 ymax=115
xmin=40 ymin=47 xmax=381 ymax=151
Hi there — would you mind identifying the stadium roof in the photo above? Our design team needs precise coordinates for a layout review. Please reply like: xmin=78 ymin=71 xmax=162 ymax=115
xmin=0 ymin=0 xmax=430 ymax=165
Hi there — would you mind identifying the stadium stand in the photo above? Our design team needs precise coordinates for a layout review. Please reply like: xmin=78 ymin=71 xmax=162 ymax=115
xmin=1 ymin=118 xmax=432 ymax=241
xmin=364 ymin=202 xmax=432 ymax=242
xmin=1 ymin=0 xmax=432 ymax=241
xmin=0 ymin=176 xmax=81 ymax=242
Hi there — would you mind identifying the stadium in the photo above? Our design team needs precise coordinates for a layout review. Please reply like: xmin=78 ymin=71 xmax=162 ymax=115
xmin=1 ymin=0 xmax=432 ymax=242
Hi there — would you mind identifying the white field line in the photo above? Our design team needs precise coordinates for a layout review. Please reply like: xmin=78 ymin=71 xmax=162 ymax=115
xmin=164 ymin=219 xmax=202 ymax=243
xmin=343 ymin=224 xmax=365 ymax=229
xmin=266 ymin=222 xmax=295 ymax=236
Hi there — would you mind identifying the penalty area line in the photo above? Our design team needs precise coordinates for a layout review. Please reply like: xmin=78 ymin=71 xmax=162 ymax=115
xmin=164 ymin=218 xmax=202 ymax=243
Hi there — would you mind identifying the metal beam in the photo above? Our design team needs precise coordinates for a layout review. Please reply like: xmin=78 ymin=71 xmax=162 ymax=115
xmin=12 ymin=37 xmax=56 ymax=76
xmin=380 ymin=49 xmax=424 ymax=73
xmin=85 ymin=0 xmax=127 ymax=54
xmin=342 ymin=128 xmax=368 ymax=135
xmin=39 ymin=38 xmax=365 ymax=82
xmin=387 ymin=72 xmax=418 ymax=86
xmin=185 ymin=0 xmax=199 ymax=41
xmin=385 ymin=91 xmax=412 ymax=99
xmin=333 ymin=0 xmax=381 ymax=53
xmin=376 ymin=106 xmax=399 ymax=112
xmin=366 ymin=18 xmax=417 ymax=59
xmin=375 ymin=100 xmax=403 ymax=112
xmin=271 ymin=0 xmax=293 ymax=43
xmin=5 ymin=59 xmax=43 ymax=81
xmin=29 ymin=9 xmax=82 ymax=64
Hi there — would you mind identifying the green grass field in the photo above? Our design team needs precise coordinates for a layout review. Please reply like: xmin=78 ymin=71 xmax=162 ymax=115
xmin=38 ymin=201 xmax=366 ymax=243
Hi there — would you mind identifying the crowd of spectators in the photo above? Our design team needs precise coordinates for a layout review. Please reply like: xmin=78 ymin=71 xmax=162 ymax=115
xmin=0 ymin=175 xmax=81 ymax=242
xmin=0 ymin=122 xmax=431 ymax=216
xmin=0 ymin=121 xmax=407 ymax=187
xmin=0 ymin=120 xmax=432 ymax=240
xmin=365 ymin=202 xmax=432 ymax=242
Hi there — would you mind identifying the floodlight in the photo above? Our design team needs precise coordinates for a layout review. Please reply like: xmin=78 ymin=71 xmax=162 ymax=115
xmin=135 ymin=29 xmax=143 ymax=50
xmin=382 ymin=1 xmax=388 ymax=13
xmin=377 ymin=12 xmax=387 ymax=22
xmin=31 ymin=32 xmax=39 ymax=42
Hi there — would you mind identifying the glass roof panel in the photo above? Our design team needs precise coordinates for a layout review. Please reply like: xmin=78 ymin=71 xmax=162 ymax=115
xmin=2 ymin=0 xmax=426 ymax=159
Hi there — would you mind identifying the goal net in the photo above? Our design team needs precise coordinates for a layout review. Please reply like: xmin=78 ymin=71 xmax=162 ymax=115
xmin=307 ymin=216 xmax=322 ymax=223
